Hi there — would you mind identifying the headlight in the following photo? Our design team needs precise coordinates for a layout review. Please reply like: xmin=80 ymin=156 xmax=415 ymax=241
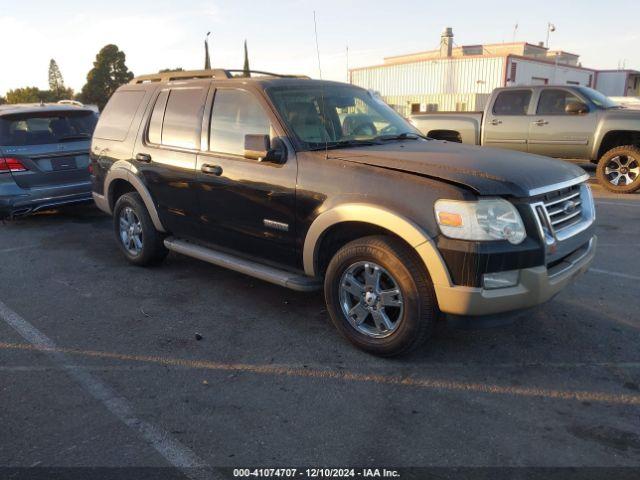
xmin=434 ymin=198 xmax=526 ymax=244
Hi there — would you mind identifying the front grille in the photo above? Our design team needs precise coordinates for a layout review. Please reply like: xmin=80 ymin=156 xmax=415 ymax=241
xmin=539 ymin=185 xmax=583 ymax=235
xmin=529 ymin=180 xmax=595 ymax=266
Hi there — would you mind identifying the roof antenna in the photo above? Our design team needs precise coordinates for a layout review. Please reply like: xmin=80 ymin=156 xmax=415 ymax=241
xmin=313 ymin=11 xmax=329 ymax=160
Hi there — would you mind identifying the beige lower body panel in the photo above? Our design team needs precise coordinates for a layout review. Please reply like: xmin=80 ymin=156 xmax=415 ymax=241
xmin=92 ymin=192 xmax=110 ymax=215
xmin=422 ymin=236 xmax=597 ymax=317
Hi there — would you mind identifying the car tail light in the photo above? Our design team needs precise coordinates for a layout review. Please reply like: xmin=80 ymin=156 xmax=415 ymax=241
xmin=0 ymin=157 xmax=28 ymax=173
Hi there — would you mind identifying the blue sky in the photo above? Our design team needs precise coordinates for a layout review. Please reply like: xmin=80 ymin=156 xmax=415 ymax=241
xmin=1 ymin=0 xmax=638 ymax=96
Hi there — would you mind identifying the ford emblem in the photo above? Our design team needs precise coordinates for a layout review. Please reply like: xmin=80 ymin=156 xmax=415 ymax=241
xmin=562 ymin=200 xmax=577 ymax=215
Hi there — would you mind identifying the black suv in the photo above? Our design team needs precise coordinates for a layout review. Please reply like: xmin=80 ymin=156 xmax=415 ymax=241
xmin=91 ymin=69 xmax=596 ymax=356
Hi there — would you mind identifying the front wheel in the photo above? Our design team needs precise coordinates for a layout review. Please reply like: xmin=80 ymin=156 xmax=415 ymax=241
xmin=324 ymin=236 xmax=437 ymax=356
xmin=113 ymin=192 xmax=168 ymax=266
xmin=596 ymin=145 xmax=640 ymax=193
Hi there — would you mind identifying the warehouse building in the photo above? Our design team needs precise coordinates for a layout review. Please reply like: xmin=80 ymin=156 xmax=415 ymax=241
xmin=350 ymin=28 xmax=640 ymax=116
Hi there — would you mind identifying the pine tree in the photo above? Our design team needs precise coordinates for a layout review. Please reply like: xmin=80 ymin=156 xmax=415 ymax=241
xmin=243 ymin=40 xmax=250 ymax=78
xmin=48 ymin=59 xmax=65 ymax=99
xmin=204 ymin=32 xmax=212 ymax=70
xmin=79 ymin=44 xmax=134 ymax=110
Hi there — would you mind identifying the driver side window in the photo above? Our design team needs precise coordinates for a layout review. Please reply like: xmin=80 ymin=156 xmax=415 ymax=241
xmin=536 ymin=89 xmax=583 ymax=115
xmin=209 ymin=89 xmax=272 ymax=156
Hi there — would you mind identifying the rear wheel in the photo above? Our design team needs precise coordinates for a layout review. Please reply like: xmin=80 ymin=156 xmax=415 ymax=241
xmin=113 ymin=192 xmax=168 ymax=266
xmin=324 ymin=235 xmax=437 ymax=356
xmin=596 ymin=145 xmax=640 ymax=193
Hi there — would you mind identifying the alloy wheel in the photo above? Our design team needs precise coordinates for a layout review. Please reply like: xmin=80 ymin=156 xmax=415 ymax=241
xmin=604 ymin=155 xmax=640 ymax=187
xmin=119 ymin=207 xmax=144 ymax=256
xmin=338 ymin=261 xmax=404 ymax=338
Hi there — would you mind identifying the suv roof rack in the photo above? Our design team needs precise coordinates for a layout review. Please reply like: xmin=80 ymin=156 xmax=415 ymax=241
xmin=129 ymin=69 xmax=310 ymax=84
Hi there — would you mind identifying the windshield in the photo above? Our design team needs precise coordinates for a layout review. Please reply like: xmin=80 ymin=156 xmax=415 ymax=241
xmin=267 ymin=84 xmax=421 ymax=150
xmin=576 ymin=87 xmax=621 ymax=109
xmin=0 ymin=110 xmax=98 ymax=146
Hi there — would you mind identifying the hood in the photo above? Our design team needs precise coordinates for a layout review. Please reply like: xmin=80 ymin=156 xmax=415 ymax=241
xmin=601 ymin=107 xmax=640 ymax=121
xmin=328 ymin=139 xmax=587 ymax=197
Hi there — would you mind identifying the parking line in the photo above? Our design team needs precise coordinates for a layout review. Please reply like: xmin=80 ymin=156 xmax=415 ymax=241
xmin=0 ymin=299 xmax=212 ymax=480
xmin=590 ymin=268 xmax=640 ymax=282
xmin=1 ymin=341 xmax=639 ymax=406
xmin=0 ymin=365 xmax=162 ymax=372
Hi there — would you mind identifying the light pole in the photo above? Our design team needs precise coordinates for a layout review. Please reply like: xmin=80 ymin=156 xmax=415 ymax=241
xmin=546 ymin=23 xmax=556 ymax=49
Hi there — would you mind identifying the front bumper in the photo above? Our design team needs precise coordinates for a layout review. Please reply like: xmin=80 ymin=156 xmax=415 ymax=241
xmin=430 ymin=236 xmax=596 ymax=316
xmin=0 ymin=180 xmax=93 ymax=218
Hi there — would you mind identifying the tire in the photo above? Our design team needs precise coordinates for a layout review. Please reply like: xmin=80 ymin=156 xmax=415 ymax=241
xmin=113 ymin=192 xmax=168 ymax=266
xmin=596 ymin=145 xmax=640 ymax=193
xmin=324 ymin=235 xmax=437 ymax=357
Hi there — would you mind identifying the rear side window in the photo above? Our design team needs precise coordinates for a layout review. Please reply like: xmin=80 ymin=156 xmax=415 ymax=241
xmin=94 ymin=90 xmax=146 ymax=141
xmin=157 ymin=88 xmax=207 ymax=149
xmin=209 ymin=89 xmax=271 ymax=156
xmin=0 ymin=111 xmax=97 ymax=146
xmin=492 ymin=90 xmax=532 ymax=116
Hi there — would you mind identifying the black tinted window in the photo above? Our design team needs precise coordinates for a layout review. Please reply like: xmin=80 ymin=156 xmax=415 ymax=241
xmin=0 ymin=111 xmax=97 ymax=146
xmin=492 ymin=90 xmax=532 ymax=115
xmin=210 ymin=90 xmax=271 ymax=156
xmin=161 ymin=88 xmax=207 ymax=149
xmin=537 ymin=89 xmax=583 ymax=115
xmin=94 ymin=90 xmax=145 ymax=141
xmin=148 ymin=90 xmax=169 ymax=145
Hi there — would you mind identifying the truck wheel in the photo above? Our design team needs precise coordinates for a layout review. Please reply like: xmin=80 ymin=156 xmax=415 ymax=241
xmin=596 ymin=145 xmax=640 ymax=193
xmin=324 ymin=235 xmax=437 ymax=357
xmin=113 ymin=192 xmax=168 ymax=266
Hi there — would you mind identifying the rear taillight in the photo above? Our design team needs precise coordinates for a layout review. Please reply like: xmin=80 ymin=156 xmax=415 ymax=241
xmin=0 ymin=157 xmax=28 ymax=173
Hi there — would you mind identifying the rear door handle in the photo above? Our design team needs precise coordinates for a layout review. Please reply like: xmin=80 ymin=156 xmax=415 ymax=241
xmin=136 ymin=153 xmax=152 ymax=163
xmin=490 ymin=119 xmax=502 ymax=126
xmin=533 ymin=119 xmax=549 ymax=126
xmin=201 ymin=164 xmax=223 ymax=176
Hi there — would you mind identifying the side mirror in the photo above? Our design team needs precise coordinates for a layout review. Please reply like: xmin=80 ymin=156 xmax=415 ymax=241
xmin=565 ymin=101 xmax=588 ymax=115
xmin=244 ymin=134 xmax=285 ymax=163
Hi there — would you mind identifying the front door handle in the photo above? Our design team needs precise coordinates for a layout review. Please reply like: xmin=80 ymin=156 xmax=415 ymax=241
xmin=136 ymin=153 xmax=152 ymax=163
xmin=533 ymin=119 xmax=549 ymax=126
xmin=201 ymin=164 xmax=223 ymax=176
xmin=490 ymin=119 xmax=502 ymax=126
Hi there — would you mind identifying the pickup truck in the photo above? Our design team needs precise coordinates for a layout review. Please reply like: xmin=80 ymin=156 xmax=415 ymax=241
xmin=91 ymin=70 xmax=596 ymax=356
xmin=409 ymin=85 xmax=640 ymax=193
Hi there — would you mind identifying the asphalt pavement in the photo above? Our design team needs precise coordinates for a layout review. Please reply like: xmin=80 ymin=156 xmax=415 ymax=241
xmin=0 ymin=176 xmax=639 ymax=479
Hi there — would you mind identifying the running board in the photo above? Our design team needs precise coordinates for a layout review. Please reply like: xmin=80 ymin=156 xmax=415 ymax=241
xmin=163 ymin=237 xmax=322 ymax=292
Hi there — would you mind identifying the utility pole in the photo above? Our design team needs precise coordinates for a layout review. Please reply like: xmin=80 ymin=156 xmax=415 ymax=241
xmin=346 ymin=45 xmax=349 ymax=83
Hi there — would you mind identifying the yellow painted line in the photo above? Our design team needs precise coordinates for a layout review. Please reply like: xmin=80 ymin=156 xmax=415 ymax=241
xmin=2 ymin=342 xmax=639 ymax=406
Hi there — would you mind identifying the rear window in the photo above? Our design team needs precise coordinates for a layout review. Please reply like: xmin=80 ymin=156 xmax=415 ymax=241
xmin=0 ymin=111 xmax=98 ymax=146
xmin=492 ymin=90 xmax=532 ymax=116
xmin=147 ymin=87 xmax=207 ymax=150
xmin=94 ymin=90 xmax=146 ymax=141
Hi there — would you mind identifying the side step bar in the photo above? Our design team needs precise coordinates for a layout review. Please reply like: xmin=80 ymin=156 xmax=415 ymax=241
xmin=164 ymin=237 xmax=322 ymax=292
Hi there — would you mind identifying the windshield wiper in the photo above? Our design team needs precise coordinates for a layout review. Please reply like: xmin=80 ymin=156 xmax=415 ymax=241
xmin=373 ymin=132 xmax=428 ymax=142
xmin=309 ymin=139 xmax=380 ymax=151
xmin=58 ymin=134 xmax=91 ymax=142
